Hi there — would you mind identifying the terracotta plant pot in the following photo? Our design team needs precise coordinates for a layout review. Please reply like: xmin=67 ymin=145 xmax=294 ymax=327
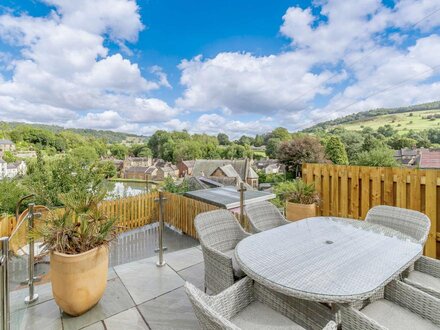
xmin=285 ymin=202 xmax=316 ymax=221
xmin=50 ymin=245 xmax=109 ymax=316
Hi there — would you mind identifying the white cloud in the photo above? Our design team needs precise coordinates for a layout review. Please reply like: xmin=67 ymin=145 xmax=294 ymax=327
xmin=0 ymin=0 xmax=174 ymax=131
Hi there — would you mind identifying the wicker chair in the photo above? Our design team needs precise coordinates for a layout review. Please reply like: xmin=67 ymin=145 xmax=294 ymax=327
xmin=185 ymin=277 xmax=338 ymax=330
xmin=340 ymin=280 xmax=440 ymax=330
xmin=365 ymin=205 xmax=440 ymax=299
xmin=195 ymin=209 xmax=251 ymax=294
xmin=245 ymin=201 xmax=290 ymax=233
xmin=364 ymin=205 xmax=430 ymax=244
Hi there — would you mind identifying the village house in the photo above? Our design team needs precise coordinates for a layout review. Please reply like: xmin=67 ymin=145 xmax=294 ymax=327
xmin=123 ymin=156 xmax=152 ymax=169
xmin=253 ymin=159 xmax=285 ymax=174
xmin=123 ymin=166 xmax=149 ymax=180
xmin=0 ymin=158 xmax=27 ymax=179
xmin=177 ymin=160 xmax=195 ymax=177
xmin=156 ymin=164 xmax=179 ymax=181
xmin=419 ymin=149 xmax=440 ymax=169
xmin=393 ymin=148 xmax=440 ymax=169
xmin=191 ymin=159 xmax=259 ymax=189
xmin=0 ymin=139 xmax=15 ymax=152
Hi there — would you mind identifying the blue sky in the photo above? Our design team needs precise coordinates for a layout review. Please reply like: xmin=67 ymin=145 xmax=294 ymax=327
xmin=0 ymin=0 xmax=439 ymax=137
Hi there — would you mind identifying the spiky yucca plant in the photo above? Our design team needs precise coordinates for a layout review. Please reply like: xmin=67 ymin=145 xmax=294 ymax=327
xmin=35 ymin=182 xmax=118 ymax=255
xmin=275 ymin=179 xmax=320 ymax=205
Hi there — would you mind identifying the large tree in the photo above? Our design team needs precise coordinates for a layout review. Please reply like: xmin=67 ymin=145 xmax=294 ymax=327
xmin=277 ymin=136 xmax=326 ymax=176
xmin=266 ymin=138 xmax=281 ymax=158
xmin=355 ymin=147 xmax=398 ymax=167
xmin=217 ymin=133 xmax=230 ymax=145
xmin=325 ymin=136 xmax=348 ymax=165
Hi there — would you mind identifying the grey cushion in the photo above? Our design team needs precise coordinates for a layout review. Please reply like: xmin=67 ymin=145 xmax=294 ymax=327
xmin=406 ymin=270 xmax=440 ymax=293
xmin=224 ymin=249 xmax=245 ymax=278
xmin=231 ymin=301 xmax=304 ymax=330
xmin=361 ymin=299 xmax=438 ymax=330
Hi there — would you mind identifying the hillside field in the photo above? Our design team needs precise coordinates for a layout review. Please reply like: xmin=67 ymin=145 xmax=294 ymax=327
xmin=338 ymin=109 xmax=440 ymax=133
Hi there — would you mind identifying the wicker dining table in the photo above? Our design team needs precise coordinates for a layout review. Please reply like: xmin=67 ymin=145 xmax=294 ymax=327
xmin=235 ymin=216 xmax=423 ymax=304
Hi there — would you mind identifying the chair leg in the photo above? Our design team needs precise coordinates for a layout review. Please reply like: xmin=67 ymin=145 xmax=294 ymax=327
xmin=204 ymin=285 xmax=207 ymax=293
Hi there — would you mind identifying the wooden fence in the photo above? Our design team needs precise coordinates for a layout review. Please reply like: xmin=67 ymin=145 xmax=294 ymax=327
xmin=302 ymin=163 xmax=440 ymax=258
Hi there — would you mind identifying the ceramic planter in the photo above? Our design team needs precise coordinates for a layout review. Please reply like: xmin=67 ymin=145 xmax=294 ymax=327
xmin=50 ymin=245 xmax=108 ymax=316
xmin=285 ymin=202 xmax=316 ymax=221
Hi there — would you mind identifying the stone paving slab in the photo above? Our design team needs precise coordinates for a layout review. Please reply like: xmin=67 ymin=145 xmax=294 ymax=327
xmin=165 ymin=247 xmax=204 ymax=272
xmin=10 ymin=244 xmax=206 ymax=330
xmin=62 ymin=277 xmax=136 ymax=330
xmin=114 ymin=257 xmax=185 ymax=305
xmin=137 ymin=287 xmax=200 ymax=330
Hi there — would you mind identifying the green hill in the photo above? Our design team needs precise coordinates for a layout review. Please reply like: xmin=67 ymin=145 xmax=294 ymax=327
xmin=304 ymin=101 xmax=440 ymax=133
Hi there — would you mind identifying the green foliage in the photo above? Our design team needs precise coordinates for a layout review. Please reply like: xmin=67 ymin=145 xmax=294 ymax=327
xmin=69 ymin=146 xmax=99 ymax=164
xmin=217 ymin=133 xmax=230 ymax=145
xmin=337 ymin=131 xmax=364 ymax=162
xmin=277 ymin=136 xmax=326 ymax=174
xmin=354 ymin=147 xmax=398 ymax=167
xmin=266 ymin=138 xmax=281 ymax=158
xmin=129 ymin=144 xmax=152 ymax=157
xmin=271 ymin=127 xmax=291 ymax=141
xmin=221 ymin=143 xmax=253 ymax=159
xmin=0 ymin=179 xmax=29 ymax=214
xmin=387 ymin=136 xmax=416 ymax=149
xmin=257 ymin=171 xmax=289 ymax=184
xmin=161 ymin=176 xmax=189 ymax=194
xmin=96 ymin=160 xmax=117 ymax=179
xmin=110 ymin=144 xmax=128 ymax=159
xmin=274 ymin=179 xmax=320 ymax=205
xmin=34 ymin=181 xmax=117 ymax=255
xmin=324 ymin=136 xmax=348 ymax=165
xmin=427 ymin=128 xmax=440 ymax=144
xmin=2 ymin=150 xmax=16 ymax=163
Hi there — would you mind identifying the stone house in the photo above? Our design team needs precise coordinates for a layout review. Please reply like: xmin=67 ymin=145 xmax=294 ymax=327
xmin=177 ymin=160 xmax=195 ymax=177
xmin=0 ymin=140 xmax=15 ymax=152
xmin=156 ymin=165 xmax=178 ymax=181
xmin=123 ymin=167 xmax=149 ymax=180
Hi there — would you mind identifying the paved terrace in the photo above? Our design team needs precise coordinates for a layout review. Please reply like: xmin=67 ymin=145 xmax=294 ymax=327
xmin=10 ymin=226 xmax=204 ymax=330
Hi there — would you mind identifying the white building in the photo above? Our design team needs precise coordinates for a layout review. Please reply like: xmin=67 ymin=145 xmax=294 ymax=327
xmin=0 ymin=158 xmax=27 ymax=179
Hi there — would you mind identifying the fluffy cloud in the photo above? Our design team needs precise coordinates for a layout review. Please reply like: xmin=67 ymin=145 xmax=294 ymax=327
xmin=177 ymin=0 xmax=440 ymax=131
xmin=0 ymin=0 xmax=174 ymax=130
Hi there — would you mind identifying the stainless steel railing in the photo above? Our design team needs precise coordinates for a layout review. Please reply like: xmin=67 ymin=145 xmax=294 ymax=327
xmin=0 ymin=237 xmax=10 ymax=330
xmin=155 ymin=191 xmax=167 ymax=267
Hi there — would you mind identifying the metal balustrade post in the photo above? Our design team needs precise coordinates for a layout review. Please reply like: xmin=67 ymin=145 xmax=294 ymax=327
xmin=238 ymin=182 xmax=247 ymax=227
xmin=155 ymin=191 xmax=167 ymax=267
xmin=24 ymin=204 xmax=39 ymax=304
xmin=1 ymin=237 xmax=10 ymax=330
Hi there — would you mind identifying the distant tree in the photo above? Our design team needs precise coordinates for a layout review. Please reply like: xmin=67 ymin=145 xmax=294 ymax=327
xmin=109 ymin=144 xmax=129 ymax=160
xmin=405 ymin=131 xmax=431 ymax=148
xmin=362 ymin=134 xmax=380 ymax=152
xmin=427 ymin=128 xmax=440 ymax=144
xmin=266 ymin=138 xmax=281 ymax=158
xmin=148 ymin=130 xmax=171 ymax=158
xmin=277 ymin=136 xmax=326 ymax=176
xmin=238 ymin=135 xmax=253 ymax=146
xmin=2 ymin=151 xmax=16 ymax=163
xmin=325 ymin=136 xmax=349 ymax=165
xmin=221 ymin=143 xmax=253 ymax=159
xmin=254 ymin=134 xmax=264 ymax=147
xmin=97 ymin=160 xmax=117 ymax=179
xmin=70 ymin=146 xmax=99 ymax=164
xmin=354 ymin=147 xmax=398 ymax=167
xmin=129 ymin=144 xmax=152 ymax=157
xmin=387 ymin=136 xmax=416 ymax=150
xmin=173 ymin=140 xmax=203 ymax=162
xmin=338 ymin=131 xmax=363 ymax=162
xmin=271 ymin=127 xmax=291 ymax=141
xmin=217 ymin=133 xmax=230 ymax=145
xmin=377 ymin=125 xmax=397 ymax=137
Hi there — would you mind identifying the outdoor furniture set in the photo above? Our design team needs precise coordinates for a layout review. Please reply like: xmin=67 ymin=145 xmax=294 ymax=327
xmin=187 ymin=203 xmax=440 ymax=329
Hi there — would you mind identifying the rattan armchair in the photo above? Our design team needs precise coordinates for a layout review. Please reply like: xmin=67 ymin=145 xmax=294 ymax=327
xmin=364 ymin=205 xmax=430 ymax=245
xmin=340 ymin=280 xmax=440 ymax=330
xmin=185 ymin=277 xmax=338 ymax=330
xmin=365 ymin=205 xmax=440 ymax=299
xmin=194 ymin=209 xmax=250 ymax=294
xmin=245 ymin=201 xmax=289 ymax=233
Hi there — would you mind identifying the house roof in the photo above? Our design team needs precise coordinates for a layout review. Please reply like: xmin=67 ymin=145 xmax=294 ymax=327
xmin=125 ymin=166 xmax=149 ymax=173
xmin=145 ymin=166 xmax=157 ymax=174
xmin=7 ymin=164 xmax=17 ymax=169
xmin=161 ymin=166 xmax=176 ymax=172
xmin=192 ymin=159 xmax=248 ymax=180
xmin=419 ymin=150 xmax=440 ymax=169
xmin=182 ymin=160 xmax=195 ymax=167
xmin=247 ymin=167 xmax=259 ymax=179
xmin=0 ymin=139 xmax=13 ymax=145
xmin=184 ymin=187 xmax=275 ymax=209
xmin=0 ymin=158 xmax=5 ymax=163
xmin=218 ymin=164 xmax=240 ymax=178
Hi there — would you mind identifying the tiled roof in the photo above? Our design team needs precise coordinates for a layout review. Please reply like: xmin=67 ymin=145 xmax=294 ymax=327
xmin=124 ymin=166 xmax=149 ymax=173
xmin=182 ymin=160 xmax=195 ymax=167
xmin=419 ymin=150 xmax=440 ymax=169
xmin=192 ymin=159 xmax=248 ymax=179
xmin=0 ymin=139 xmax=13 ymax=144
xmin=218 ymin=164 xmax=240 ymax=178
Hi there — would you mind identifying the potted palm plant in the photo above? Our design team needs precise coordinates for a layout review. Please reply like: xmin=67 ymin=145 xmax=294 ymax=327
xmin=34 ymin=182 xmax=117 ymax=316
xmin=275 ymin=179 xmax=320 ymax=221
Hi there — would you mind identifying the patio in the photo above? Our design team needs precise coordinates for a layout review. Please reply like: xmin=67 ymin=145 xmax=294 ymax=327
xmin=10 ymin=226 xmax=203 ymax=330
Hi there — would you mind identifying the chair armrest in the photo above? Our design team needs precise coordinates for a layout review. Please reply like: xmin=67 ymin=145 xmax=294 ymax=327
xmin=339 ymin=305 xmax=387 ymax=330
xmin=415 ymin=256 xmax=440 ymax=278
xmin=385 ymin=280 xmax=440 ymax=326
xmin=323 ymin=321 xmax=338 ymax=330
xmin=202 ymin=244 xmax=233 ymax=268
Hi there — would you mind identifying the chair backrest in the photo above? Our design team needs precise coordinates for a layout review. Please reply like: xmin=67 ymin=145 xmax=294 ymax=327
xmin=184 ymin=282 xmax=240 ymax=330
xmin=365 ymin=205 xmax=431 ymax=244
xmin=194 ymin=209 xmax=246 ymax=252
xmin=245 ymin=201 xmax=287 ymax=233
